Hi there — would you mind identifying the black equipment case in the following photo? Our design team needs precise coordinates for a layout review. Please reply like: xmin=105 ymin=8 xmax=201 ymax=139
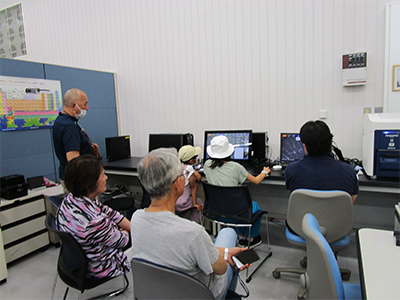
xmin=0 ymin=174 xmax=29 ymax=200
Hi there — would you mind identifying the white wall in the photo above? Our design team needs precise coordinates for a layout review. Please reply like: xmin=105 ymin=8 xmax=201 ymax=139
xmin=384 ymin=2 xmax=400 ymax=113
xmin=1 ymin=0 xmax=393 ymax=159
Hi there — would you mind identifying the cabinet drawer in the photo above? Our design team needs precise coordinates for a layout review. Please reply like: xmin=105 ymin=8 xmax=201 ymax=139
xmin=5 ymin=232 xmax=49 ymax=263
xmin=2 ymin=215 xmax=46 ymax=245
xmin=0 ymin=197 xmax=45 ymax=226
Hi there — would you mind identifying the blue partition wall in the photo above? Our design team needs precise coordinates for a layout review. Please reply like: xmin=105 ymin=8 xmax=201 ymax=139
xmin=0 ymin=58 xmax=118 ymax=182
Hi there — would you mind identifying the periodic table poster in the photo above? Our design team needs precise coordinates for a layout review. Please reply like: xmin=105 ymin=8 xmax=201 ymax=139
xmin=0 ymin=76 xmax=62 ymax=131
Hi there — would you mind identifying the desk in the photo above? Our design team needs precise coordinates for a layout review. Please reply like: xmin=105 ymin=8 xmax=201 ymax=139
xmin=357 ymin=228 xmax=400 ymax=300
xmin=104 ymin=157 xmax=400 ymax=229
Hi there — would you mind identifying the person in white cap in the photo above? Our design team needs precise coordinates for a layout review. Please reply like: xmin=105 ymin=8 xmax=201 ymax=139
xmin=175 ymin=145 xmax=204 ymax=223
xmin=204 ymin=135 xmax=271 ymax=248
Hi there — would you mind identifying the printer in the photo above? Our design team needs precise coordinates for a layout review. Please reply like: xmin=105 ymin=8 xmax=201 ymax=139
xmin=362 ymin=113 xmax=400 ymax=178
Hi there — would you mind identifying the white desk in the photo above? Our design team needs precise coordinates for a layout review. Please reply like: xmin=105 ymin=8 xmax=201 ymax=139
xmin=357 ymin=228 xmax=400 ymax=300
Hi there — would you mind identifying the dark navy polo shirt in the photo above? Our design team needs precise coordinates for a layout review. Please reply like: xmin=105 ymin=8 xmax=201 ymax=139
xmin=285 ymin=154 xmax=359 ymax=195
xmin=53 ymin=112 xmax=92 ymax=180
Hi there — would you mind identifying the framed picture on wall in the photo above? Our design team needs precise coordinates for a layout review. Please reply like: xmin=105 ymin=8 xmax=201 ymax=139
xmin=393 ymin=65 xmax=400 ymax=91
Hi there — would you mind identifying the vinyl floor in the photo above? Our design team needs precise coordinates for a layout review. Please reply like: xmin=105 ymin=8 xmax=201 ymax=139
xmin=0 ymin=220 xmax=360 ymax=299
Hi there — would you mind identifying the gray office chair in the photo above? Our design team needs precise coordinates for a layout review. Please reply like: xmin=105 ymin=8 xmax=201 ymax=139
xmin=131 ymin=258 xmax=215 ymax=300
xmin=300 ymin=213 xmax=361 ymax=300
xmin=201 ymin=181 xmax=273 ymax=283
xmin=273 ymin=189 xmax=353 ymax=284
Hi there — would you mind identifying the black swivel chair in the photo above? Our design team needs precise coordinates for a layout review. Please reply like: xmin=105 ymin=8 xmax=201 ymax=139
xmin=45 ymin=214 xmax=129 ymax=300
xmin=201 ymin=181 xmax=273 ymax=283
xmin=103 ymin=196 xmax=136 ymax=220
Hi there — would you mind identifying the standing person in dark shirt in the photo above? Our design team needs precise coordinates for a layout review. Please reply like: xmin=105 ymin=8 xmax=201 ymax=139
xmin=285 ymin=120 xmax=359 ymax=203
xmin=53 ymin=88 xmax=100 ymax=187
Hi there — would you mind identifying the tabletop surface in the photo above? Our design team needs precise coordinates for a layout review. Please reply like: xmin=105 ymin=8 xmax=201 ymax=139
xmin=357 ymin=228 xmax=400 ymax=300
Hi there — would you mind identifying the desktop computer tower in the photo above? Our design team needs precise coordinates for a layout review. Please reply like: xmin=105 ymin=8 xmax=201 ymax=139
xmin=252 ymin=132 xmax=269 ymax=160
xmin=105 ymin=135 xmax=131 ymax=162
xmin=148 ymin=133 xmax=194 ymax=152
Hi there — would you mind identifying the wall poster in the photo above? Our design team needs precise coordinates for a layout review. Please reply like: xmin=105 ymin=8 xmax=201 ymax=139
xmin=0 ymin=76 xmax=62 ymax=131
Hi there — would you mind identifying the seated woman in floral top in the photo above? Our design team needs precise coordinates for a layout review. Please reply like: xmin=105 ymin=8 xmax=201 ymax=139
xmin=57 ymin=154 xmax=131 ymax=278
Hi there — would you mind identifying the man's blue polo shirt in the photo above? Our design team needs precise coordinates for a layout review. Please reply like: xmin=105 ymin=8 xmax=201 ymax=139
xmin=285 ymin=154 xmax=359 ymax=195
xmin=53 ymin=112 xmax=92 ymax=180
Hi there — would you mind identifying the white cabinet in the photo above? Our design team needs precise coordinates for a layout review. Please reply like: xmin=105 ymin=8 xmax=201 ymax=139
xmin=0 ymin=227 xmax=7 ymax=283
xmin=0 ymin=194 xmax=49 ymax=264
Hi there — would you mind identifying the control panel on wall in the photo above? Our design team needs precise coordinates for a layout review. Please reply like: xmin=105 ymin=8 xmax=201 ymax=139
xmin=342 ymin=52 xmax=367 ymax=86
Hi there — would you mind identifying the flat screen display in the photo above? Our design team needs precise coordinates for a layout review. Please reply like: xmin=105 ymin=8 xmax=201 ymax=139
xmin=148 ymin=133 xmax=193 ymax=152
xmin=280 ymin=133 xmax=306 ymax=165
xmin=204 ymin=130 xmax=252 ymax=161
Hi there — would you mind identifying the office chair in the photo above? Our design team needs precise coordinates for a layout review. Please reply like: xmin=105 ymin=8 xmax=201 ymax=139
xmin=300 ymin=213 xmax=361 ymax=300
xmin=103 ymin=196 xmax=136 ymax=219
xmin=273 ymin=189 xmax=353 ymax=281
xmin=201 ymin=181 xmax=273 ymax=283
xmin=45 ymin=214 xmax=129 ymax=300
xmin=131 ymin=258 xmax=215 ymax=300
xmin=49 ymin=195 xmax=63 ymax=207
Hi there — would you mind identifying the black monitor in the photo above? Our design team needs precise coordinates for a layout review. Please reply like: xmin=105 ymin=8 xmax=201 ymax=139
xmin=204 ymin=130 xmax=252 ymax=162
xmin=105 ymin=135 xmax=131 ymax=162
xmin=148 ymin=133 xmax=193 ymax=152
xmin=280 ymin=133 xmax=306 ymax=165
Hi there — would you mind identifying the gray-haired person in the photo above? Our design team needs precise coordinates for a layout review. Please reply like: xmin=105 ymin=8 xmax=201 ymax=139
xmin=130 ymin=148 xmax=250 ymax=299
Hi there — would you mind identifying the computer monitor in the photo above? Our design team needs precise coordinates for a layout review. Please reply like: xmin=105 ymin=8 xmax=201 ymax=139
xmin=204 ymin=130 xmax=252 ymax=162
xmin=105 ymin=135 xmax=131 ymax=162
xmin=148 ymin=133 xmax=193 ymax=152
xmin=280 ymin=133 xmax=306 ymax=165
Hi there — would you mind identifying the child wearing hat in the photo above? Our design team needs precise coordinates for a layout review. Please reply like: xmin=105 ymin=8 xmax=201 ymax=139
xmin=204 ymin=135 xmax=271 ymax=248
xmin=175 ymin=145 xmax=204 ymax=223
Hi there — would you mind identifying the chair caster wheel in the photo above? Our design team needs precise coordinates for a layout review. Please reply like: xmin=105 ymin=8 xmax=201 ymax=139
xmin=272 ymin=271 xmax=281 ymax=279
xmin=299 ymin=257 xmax=307 ymax=268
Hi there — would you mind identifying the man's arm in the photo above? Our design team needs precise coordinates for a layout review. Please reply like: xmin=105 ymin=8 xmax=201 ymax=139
xmin=66 ymin=150 xmax=80 ymax=161
xmin=212 ymin=248 xmax=228 ymax=275
xmin=351 ymin=194 xmax=357 ymax=204
xmin=213 ymin=247 xmax=251 ymax=274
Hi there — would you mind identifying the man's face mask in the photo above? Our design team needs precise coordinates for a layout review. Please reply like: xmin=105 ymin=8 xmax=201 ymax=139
xmin=74 ymin=104 xmax=87 ymax=120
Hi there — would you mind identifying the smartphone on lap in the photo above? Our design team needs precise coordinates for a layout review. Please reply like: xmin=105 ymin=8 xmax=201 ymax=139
xmin=232 ymin=248 xmax=260 ymax=268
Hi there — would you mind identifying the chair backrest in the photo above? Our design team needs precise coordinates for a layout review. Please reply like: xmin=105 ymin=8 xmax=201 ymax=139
xmin=287 ymin=189 xmax=353 ymax=243
xmin=302 ymin=213 xmax=344 ymax=300
xmin=202 ymin=182 xmax=253 ymax=223
xmin=131 ymin=258 xmax=215 ymax=300
xmin=103 ymin=196 xmax=135 ymax=211
xmin=49 ymin=195 xmax=63 ymax=207
xmin=45 ymin=214 xmax=89 ymax=292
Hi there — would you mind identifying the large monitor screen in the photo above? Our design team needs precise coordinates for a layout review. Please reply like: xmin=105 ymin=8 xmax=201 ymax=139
xmin=148 ymin=133 xmax=193 ymax=152
xmin=280 ymin=133 xmax=306 ymax=165
xmin=204 ymin=130 xmax=252 ymax=161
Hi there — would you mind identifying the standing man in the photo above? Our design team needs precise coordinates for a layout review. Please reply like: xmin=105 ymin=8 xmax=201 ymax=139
xmin=285 ymin=120 xmax=359 ymax=203
xmin=53 ymin=88 xmax=100 ymax=186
